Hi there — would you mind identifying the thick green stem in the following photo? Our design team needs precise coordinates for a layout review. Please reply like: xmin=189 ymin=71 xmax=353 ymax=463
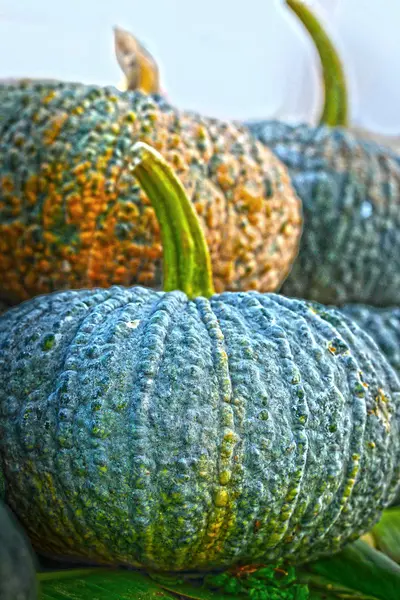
xmin=131 ymin=142 xmax=215 ymax=299
xmin=286 ymin=0 xmax=349 ymax=127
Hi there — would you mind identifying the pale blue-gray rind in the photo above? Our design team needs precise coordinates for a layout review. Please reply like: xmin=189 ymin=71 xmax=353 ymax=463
xmin=247 ymin=120 xmax=400 ymax=306
xmin=342 ymin=305 xmax=400 ymax=378
xmin=1 ymin=287 xmax=399 ymax=571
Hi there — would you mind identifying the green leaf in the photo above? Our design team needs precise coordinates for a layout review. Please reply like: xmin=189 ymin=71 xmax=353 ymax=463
xmin=153 ymin=578 xmax=235 ymax=600
xmin=35 ymin=536 xmax=400 ymax=600
xmin=370 ymin=507 xmax=400 ymax=563
xmin=309 ymin=591 xmax=375 ymax=600
xmin=304 ymin=571 xmax=382 ymax=599
xmin=38 ymin=568 xmax=178 ymax=600
xmin=302 ymin=539 xmax=400 ymax=600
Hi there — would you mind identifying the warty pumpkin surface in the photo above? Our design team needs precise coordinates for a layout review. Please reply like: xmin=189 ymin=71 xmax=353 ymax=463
xmin=1 ymin=286 xmax=400 ymax=571
xmin=342 ymin=304 xmax=400 ymax=379
xmin=0 ymin=80 xmax=301 ymax=304
xmin=248 ymin=120 xmax=400 ymax=306
xmin=341 ymin=303 xmax=400 ymax=508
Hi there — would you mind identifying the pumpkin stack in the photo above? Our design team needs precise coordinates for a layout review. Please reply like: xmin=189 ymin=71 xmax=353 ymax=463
xmin=1 ymin=0 xmax=400 ymax=580
xmin=113 ymin=1 xmax=400 ymax=307
xmin=0 ymin=143 xmax=399 ymax=572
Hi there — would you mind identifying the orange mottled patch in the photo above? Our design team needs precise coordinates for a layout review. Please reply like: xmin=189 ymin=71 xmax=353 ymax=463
xmin=0 ymin=83 xmax=302 ymax=304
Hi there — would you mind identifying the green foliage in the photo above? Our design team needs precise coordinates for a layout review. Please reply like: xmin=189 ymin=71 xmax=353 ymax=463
xmin=370 ymin=508 xmax=400 ymax=564
xmin=302 ymin=540 xmax=400 ymax=600
xmin=35 ymin=543 xmax=400 ymax=600
xmin=38 ymin=569 xmax=177 ymax=600
xmin=204 ymin=567 xmax=309 ymax=599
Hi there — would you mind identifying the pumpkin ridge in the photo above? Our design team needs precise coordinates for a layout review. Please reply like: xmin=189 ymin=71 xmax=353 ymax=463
xmin=126 ymin=291 xmax=188 ymax=568
xmin=50 ymin=290 xmax=142 ymax=560
xmin=277 ymin=297 xmax=394 ymax=562
xmin=321 ymin=311 xmax=395 ymax=540
xmin=11 ymin=289 xmax=144 ymax=560
xmin=189 ymin=296 xmax=238 ymax=568
xmin=1 ymin=290 xmax=95 ymax=554
xmin=58 ymin=288 xmax=161 ymax=564
xmin=153 ymin=296 xmax=223 ymax=570
xmin=340 ymin=304 xmax=400 ymax=506
xmin=58 ymin=287 xmax=159 ymax=566
xmin=207 ymin=297 xmax=260 ymax=564
xmin=279 ymin=298 xmax=367 ymax=532
xmin=323 ymin=305 xmax=400 ymax=505
xmin=207 ymin=296 xmax=273 ymax=561
xmin=73 ymin=289 xmax=161 ymax=564
xmin=242 ymin=294 xmax=311 ymax=553
xmin=235 ymin=295 xmax=357 ymax=561
xmin=266 ymin=296 xmax=361 ymax=555
xmin=216 ymin=293 xmax=311 ymax=558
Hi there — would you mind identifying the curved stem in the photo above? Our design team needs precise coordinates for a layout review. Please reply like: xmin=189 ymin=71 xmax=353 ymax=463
xmin=131 ymin=142 xmax=215 ymax=299
xmin=114 ymin=27 xmax=161 ymax=94
xmin=286 ymin=0 xmax=349 ymax=127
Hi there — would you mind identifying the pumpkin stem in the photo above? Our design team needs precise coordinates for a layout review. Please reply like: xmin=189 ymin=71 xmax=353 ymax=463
xmin=286 ymin=0 xmax=349 ymax=127
xmin=131 ymin=142 xmax=215 ymax=299
xmin=114 ymin=27 xmax=161 ymax=94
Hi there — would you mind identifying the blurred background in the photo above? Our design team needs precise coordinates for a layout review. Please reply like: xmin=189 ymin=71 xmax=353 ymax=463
xmin=0 ymin=0 xmax=399 ymax=132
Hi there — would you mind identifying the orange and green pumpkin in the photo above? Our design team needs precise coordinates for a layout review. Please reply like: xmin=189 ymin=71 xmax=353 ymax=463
xmin=0 ymin=81 xmax=301 ymax=304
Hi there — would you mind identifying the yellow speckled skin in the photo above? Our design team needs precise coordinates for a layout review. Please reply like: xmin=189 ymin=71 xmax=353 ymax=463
xmin=0 ymin=81 xmax=302 ymax=304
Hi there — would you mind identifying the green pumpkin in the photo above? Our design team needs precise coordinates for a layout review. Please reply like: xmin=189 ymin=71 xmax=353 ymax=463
xmin=0 ymin=144 xmax=399 ymax=572
xmin=247 ymin=2 xmax=400 ymax=307
xmin=342 ymin=305 xmax=400 ymax=382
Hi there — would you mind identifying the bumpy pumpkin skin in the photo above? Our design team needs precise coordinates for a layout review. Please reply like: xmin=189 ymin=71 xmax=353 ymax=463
xmin=0 ymin=501 xmax=38 ymax=600
xmin=0 ymin=81 xmax=301 ymax=304
xmin=342 ymin=303 xmax=400 ymax=508
xmin=1 ymin=288 xmax=399 ymax=572
xmin=247 ymin=121 xmax=400 ymax=306
xmin=342 ymin=305 xmax=400 ymax=378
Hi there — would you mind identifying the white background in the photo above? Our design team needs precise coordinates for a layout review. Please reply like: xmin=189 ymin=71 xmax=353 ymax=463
xmin=0 ymin=0 xmax=399 ymax=132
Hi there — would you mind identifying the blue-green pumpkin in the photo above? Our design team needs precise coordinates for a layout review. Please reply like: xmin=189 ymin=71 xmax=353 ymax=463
xmin=247 ymin=120 xmax=400 ymax=306
xmin=247 ymin=1 xmax=400 ymax=306
xmin=342 ymin=305 xmax=400 ymax=383
xmin=0 ymin=144 xmax=399 ymax=573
